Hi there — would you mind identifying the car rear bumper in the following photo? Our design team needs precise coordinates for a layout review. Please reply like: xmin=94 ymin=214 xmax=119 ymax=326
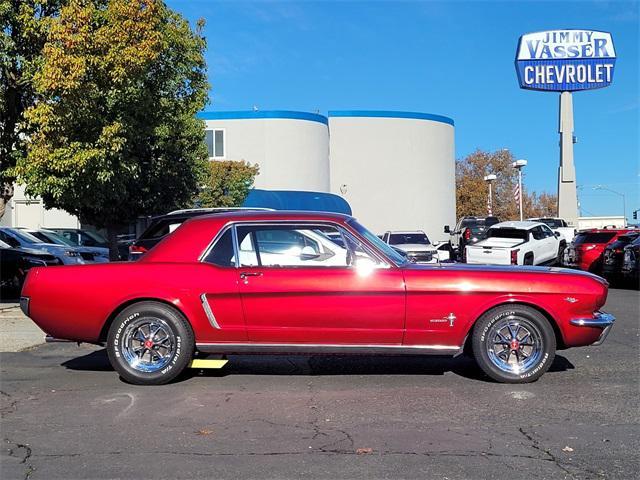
xmin=570 ymin=311 xmax=615 ymax=346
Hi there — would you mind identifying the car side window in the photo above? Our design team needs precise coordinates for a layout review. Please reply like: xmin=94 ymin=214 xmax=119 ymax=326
xmin=531 ymin=227 xmax=544 ymax=240
xmin=542 ymin=226 xmax=554 ymax=238
xmin=233 ymin=224 xmax=384 ymax=268
xmin=203 ymin=229 xmax=236 ymax=267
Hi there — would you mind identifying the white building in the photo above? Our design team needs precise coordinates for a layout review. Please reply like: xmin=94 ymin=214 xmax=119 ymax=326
xmin=201 ymin=110 xmax=456 ymax=240
xmin=0 ymin=184 xmax=79 ymax=230
xmin=3 ymin=109 xmax=456 ymax=240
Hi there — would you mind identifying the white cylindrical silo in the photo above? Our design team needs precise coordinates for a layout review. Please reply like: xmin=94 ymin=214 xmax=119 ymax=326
xmin=198 ymin=111 xmax=330 ymax=192
xmin=328 ymin=111 xmax=455 ymax=241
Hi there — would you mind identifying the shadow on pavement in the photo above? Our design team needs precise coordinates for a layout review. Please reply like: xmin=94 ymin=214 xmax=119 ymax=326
xmin=61 ymin=348 xmax=575 ymax=383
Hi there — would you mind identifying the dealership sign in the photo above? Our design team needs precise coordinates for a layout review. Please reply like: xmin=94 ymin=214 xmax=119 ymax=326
xmin=515 ymin=30 xmax=616 ymax=91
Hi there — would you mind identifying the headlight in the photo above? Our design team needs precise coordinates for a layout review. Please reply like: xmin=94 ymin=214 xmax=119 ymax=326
xmin=64 ymin=250 xmax=80 ymax=257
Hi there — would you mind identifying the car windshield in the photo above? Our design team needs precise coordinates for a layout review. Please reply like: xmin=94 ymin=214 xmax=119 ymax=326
xmin=388 ymin=233 xmax=429 ymax=245
xmin=574 ymin=232 xmax=617 ymax=244
xmin=535 ymin=218 xmax=564 ymax=228
xmin=487 ymin=228 xmax=528 ymax=241
xmin=6 ymin=229 xmax=43 ymax=244
xmin=34 ymin=231 xmax=76 ymax=246
xmin=0 ymin=239 xmax=10 ymax=248
xmin=348 ymin=219 xmax=407 ymax=265
xmin=83 ymin=230 xmax=108 ymax=244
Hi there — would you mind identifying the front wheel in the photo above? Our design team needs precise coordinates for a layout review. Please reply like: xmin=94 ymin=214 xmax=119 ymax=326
xmin=107 ymin=301 xmax=194 ymax=385
xmin=472 ymin=305 xmax=556 ymax=383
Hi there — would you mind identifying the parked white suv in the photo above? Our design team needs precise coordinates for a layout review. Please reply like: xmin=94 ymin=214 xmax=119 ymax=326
xmin=465 ymin=221 xmax=561 ymax=266
xmin=380 ymin=230 xmax=452 ymax=263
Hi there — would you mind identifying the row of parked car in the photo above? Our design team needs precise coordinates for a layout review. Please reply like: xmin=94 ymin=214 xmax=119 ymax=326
xmin=2 ymin=210 xmax=638 ymax=298
xmin=0 ymin=227 xmax=111 ymax=297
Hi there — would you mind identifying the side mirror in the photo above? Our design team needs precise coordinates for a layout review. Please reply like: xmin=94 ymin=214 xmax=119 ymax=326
xmin=554 ymin=231 xmax=561 ymax=238
xmin=300 ymin=246 xmax=320 ymax=261
xmin=444 ymin=225 xmax=451 ymax=234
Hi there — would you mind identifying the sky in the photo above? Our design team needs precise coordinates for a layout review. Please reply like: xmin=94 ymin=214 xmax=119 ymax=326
xmin=167 ymin=0 xmax=639 ymax=221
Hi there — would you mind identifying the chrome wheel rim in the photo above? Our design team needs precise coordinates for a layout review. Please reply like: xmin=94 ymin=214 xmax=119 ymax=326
xmin=486 ymin=316 xmax=543 ymax=375
xmin=121 ymin=318 xmax=175 ymax=373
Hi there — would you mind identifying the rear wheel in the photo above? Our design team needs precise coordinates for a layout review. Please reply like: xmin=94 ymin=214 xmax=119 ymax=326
xmin=472 ymin=305 xmax=556 ymax=383
xmin=107 ymin=301 xmax=194 ymax=385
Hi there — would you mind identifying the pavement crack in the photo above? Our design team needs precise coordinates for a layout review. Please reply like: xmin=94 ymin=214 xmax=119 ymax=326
xmin=518 ymin=427 xmax=575 ymax=478
xmin=0 ymin=390 xmax=18 ymax=418
xmin=5 ymin=438 xmax=35 ymax=480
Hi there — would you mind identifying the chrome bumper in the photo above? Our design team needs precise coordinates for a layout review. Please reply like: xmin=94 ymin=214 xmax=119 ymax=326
xmin=570 ymin=312 xmax=616 ymax=346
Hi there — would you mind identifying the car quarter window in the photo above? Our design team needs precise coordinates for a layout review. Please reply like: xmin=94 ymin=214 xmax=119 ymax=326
xmin=202 ymin=228 xmax=236 ymax=267
xmin=234 ymin=224 xmax=381 ymax=268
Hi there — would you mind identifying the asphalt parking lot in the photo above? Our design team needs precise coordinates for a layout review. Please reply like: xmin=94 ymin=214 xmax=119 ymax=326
xmin=1 ymin=288 xmax=638 ymax=480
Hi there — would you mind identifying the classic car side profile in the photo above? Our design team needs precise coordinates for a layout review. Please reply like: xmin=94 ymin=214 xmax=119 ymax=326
xmin=20 ymin=211 xmax=615 ymax=385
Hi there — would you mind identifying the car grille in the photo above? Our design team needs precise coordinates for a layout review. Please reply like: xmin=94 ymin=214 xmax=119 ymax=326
xmin=80 ymin=252 xmax=95 ymax=261
xmin=407 ymin=252 xmax=435 ymax=262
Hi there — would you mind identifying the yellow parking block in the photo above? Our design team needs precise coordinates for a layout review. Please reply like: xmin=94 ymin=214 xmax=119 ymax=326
xmin=189 ymin=359 xmax=228 ymax=369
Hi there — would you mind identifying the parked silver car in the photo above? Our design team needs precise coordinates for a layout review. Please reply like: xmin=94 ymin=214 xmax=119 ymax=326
xmin=20 ymin=228 xmax=109 ymax=263
xmin=0 ymin=227 xmax=86 ymax=265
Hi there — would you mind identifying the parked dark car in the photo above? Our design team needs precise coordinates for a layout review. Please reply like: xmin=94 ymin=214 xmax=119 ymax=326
xmin=602 ymin=232 xmax=640 ymax=284
xmin=564 ymin=229 xmax=635 ymax=274
xmin=622 ymin=236 xmax=640 ymax=288
xmin=0 ymin=239 xmax=61 ymax=298
xmin=445 ymin=216 xmax=500 ymax=261
xmin=129 ymin=208 xmax=271 ymax=260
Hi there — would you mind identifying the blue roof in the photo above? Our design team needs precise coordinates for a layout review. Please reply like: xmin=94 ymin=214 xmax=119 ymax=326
xmin=197 ymin=110 xmax=328 ymax=125
xmin=243 ymin=189 xmax=352 ymax=215
xmin=328 ymin=110 xmax=454 ymax=126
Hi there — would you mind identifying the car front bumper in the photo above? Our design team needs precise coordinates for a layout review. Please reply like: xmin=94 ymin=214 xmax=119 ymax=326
xmin=570 ymin=311 xmax=616 ymax=346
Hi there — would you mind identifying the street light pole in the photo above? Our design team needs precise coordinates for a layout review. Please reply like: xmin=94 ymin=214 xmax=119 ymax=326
xmin=594 ymin=185 xmax=627 ymax=226
xmin=512 ymin=160 xmax=528 ymax=221
xmin=484 ymin=174 xmax=497 ymax=216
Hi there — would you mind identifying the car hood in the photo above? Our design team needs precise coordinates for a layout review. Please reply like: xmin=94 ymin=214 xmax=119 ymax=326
xmin=393 ymin=243 xmax=437 ymax=252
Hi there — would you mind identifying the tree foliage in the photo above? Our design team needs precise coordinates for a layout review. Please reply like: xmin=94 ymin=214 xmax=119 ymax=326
xmin=0 ymin=0 xmax=62 ymax=219
xmin=14 ymin=0 xmax=209 ymax=258
xmin=456 ymin=149 xmax=557 ymax=220
xmin=198 ymin=160 xmax=259 ymax=208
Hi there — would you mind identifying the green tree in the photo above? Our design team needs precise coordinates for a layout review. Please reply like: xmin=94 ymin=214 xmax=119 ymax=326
xmin=0 ymin=0 xmax=63 ymax=219
xmin=198 ymin=160 xmax=260 ymax=208
xmin=15 ymin=0 xmax=209 ymax=259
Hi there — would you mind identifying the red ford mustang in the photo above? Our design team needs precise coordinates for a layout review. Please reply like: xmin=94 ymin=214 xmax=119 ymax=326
xmin=20 ymin=211 xmax=615 ymax=385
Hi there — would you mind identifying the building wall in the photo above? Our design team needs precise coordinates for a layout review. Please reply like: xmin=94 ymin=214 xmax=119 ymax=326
xmin=0 ymin=185 xmax=79 ymax=229
xmin=199 ymin=111 xmax=330 ymax=192
xmin=328 ymin=111 xmax=455 ymax=241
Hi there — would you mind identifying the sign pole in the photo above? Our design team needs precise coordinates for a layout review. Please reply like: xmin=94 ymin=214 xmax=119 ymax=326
xmin=558 ymin=91 xmax=579 ymax=226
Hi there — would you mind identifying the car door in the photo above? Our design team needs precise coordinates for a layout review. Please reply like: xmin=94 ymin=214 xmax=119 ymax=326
xmin=235 ymin=222 xmax=405 ymax=345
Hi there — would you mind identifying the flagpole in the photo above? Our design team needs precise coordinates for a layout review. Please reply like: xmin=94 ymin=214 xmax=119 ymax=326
xmin=512 ymin=160 xmax=528 ymax=221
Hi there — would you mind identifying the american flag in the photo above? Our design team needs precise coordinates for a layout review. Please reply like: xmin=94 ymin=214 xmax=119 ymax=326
xmin=513 ymin=182 xmax=520 ymax=205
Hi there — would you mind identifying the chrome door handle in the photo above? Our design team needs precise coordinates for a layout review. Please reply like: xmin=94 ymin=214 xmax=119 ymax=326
xmin=240 ymin=272 xmax=263 ymax=279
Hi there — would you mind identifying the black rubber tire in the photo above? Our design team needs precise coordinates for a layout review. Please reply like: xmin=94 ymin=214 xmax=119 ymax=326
xmin=107 ymin=301 xmax=194 ymax=385
xmin=523 ymin=253 xmax=534 ymax=265
xmin=472 ymin=304 xmax=556 ymax=383
xmin=557 ymin=243 xmax=566 ymax=266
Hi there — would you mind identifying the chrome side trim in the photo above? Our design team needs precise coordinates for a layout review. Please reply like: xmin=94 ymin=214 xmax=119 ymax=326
xmin=569 ymin=311 xmax=616 ymax=328
xmin=196 ymin=342 xmax=462 ymax=356
xmin=200 ymin=294 xmax=221 ymax=329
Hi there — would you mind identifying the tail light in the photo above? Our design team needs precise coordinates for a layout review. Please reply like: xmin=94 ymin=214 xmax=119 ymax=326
xmin=129 ymin=245 xmax=147 ymax=254
xmin=511 ymin=249 xmax=519 ymax=265
xmin=464 ymin=228 xmax=472 ymax=241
